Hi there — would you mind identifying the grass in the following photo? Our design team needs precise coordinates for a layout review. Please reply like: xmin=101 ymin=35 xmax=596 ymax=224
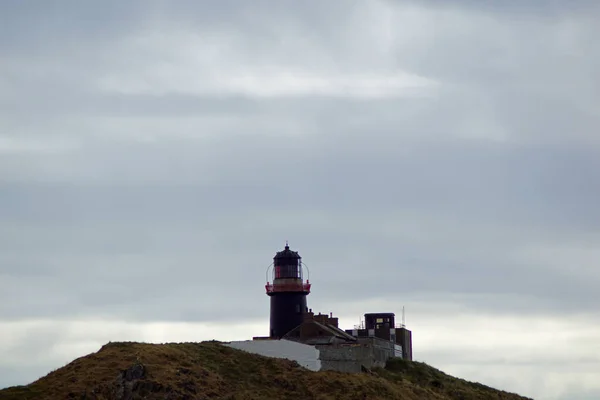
xmin=0 ymin=341 xmax=532 ymax=400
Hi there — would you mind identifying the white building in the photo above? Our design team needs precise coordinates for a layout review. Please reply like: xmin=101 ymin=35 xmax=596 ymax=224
xmin=224 ymin=339 xmax=321 ymax=371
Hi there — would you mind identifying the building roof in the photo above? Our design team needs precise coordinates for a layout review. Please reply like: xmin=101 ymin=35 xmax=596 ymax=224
xmin=283 ymin=319 xmax=357 ymax=344
xmin=274 ymin=243 xmax=301 ymax=262
xmin=323 ymin=322 xmax=358 ymax=341
xmin=294 ymin=336 xmax=338 ymax=345
xmin=364 ymin=312 xmax=395 ymax=317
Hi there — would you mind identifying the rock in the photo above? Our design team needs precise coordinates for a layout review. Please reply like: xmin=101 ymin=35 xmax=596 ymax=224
xmin=115 ymin=362 xmax=146 ymax=400
xmin=124 ymin=363 xmax=145 ymax=381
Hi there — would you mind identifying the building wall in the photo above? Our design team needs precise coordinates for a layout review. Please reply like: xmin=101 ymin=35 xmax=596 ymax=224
xmin=269 ymin=292 xmax=307 ymax=338
xmin=224 ymin=339 xmax=321 ymax=371
xmin=346 ymin=326 xmax=413 ymax=362
xmin=225 ymin=337 xmax=402 ymax=374
xmin=316 ymin=337 xmax=398 ymax=373
xmin=356 ymin=337 xmax=398 ymax=366
xmin=397 ymin=328 xmax=413 ymax=361
xmin=316 ymin=344 xmax=370 ymax=373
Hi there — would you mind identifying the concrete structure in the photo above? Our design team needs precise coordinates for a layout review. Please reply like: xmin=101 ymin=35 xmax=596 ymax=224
xmin=345 ymin=312 xmax=413 ymax=361
xmin=224 ymin=339 xmax=321 ymax=371
xmin=317 ymin=337 xmax=401 ymax=372
xmin=225 ymin=338 xmax=399 ymax=373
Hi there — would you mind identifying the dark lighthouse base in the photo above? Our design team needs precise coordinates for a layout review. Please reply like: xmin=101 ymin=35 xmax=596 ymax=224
xmin=269 ymin=292 xmax=307 ymax=339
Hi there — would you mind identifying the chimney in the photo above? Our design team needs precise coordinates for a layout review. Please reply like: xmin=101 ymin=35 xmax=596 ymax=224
xmin=303 ymin=309 xmax=314 ymax=322
xmin=314 ymin=312 xmax=327 ymax=325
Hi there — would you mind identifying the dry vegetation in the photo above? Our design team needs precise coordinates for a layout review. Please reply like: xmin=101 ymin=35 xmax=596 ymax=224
xmin=0 ymin=341 xmax=531 ymax=400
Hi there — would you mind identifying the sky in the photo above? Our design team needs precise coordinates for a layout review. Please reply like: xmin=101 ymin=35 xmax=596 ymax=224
xmin=0 ymin=1 xmax=599 ymax=399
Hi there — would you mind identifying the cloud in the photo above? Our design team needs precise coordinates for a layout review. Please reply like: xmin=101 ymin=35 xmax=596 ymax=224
xmin=101 ymin=69 xmax=437 ymax=99
xmin=1 ymin=1 xmax=599 ymax=399
xmin=398 ymin=0 xmax=600 ymax=16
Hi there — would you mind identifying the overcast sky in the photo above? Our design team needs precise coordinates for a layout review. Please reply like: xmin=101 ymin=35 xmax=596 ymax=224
xmin=1 ymin=1 xmax=599 ymax=399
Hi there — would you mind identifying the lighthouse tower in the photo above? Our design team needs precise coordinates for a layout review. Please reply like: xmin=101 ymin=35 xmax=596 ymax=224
xmin=265 ymin=242 xmax=311 ymax=338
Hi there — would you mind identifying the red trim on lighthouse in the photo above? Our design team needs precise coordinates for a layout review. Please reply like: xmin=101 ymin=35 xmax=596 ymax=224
xmin=266 ymin=282 xmax=311 ymax=294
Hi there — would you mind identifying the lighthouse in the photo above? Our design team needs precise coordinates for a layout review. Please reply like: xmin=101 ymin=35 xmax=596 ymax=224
xmin=265 ymin=242 xmax=311 ymax=338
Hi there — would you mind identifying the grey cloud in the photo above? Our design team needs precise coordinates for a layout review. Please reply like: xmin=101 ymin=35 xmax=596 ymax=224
xmin=1 ymin=119 xmax=599 ymax=323
xmin=1 ymin=0 xmax=599 ymax=398
xmin=397 ymin=0 xmax=600 ymax=16
xmin=2 ymin=132 xmax=599 ymax=232
xmin=0 ymin=366 xmax=50 ymax=391
xmin=557 ymin=389 xmax=600 ymax=400
xmin=1 ymin=146 xmax=598 ymax=322
xmin=0 ymin=1 xmax=144 ymax=50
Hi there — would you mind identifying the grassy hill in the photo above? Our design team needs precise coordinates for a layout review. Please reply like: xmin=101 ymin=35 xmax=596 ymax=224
xmin=0 ymin=341 xmax=532 ymax=400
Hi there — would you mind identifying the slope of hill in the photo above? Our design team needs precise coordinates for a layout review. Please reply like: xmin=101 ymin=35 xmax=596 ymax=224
xmin=0 ymin=341 xmax=531 ymax=400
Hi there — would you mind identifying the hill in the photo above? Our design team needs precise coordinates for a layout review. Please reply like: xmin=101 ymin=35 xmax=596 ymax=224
xmin=0 ymin=341 xmax=531 ymax=400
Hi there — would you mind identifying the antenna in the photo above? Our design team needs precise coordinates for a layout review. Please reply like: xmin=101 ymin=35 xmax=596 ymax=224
xmin=402 ymin=306 xmax=406 ymax=328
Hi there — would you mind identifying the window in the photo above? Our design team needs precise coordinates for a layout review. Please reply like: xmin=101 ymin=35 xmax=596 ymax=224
xmin=275 ymin=263 xmax=301 ymax=279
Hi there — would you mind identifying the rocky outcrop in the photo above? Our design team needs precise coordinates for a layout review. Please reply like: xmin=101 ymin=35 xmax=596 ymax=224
xmin=79 ymin=361 xmax=168 ymax=400
xmin=114 ymin=361 xmax=146 ymax=400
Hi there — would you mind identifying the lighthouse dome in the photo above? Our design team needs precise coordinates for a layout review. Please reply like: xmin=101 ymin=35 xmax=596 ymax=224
xmin=273 ymin=243 xmax=301 ymax=264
